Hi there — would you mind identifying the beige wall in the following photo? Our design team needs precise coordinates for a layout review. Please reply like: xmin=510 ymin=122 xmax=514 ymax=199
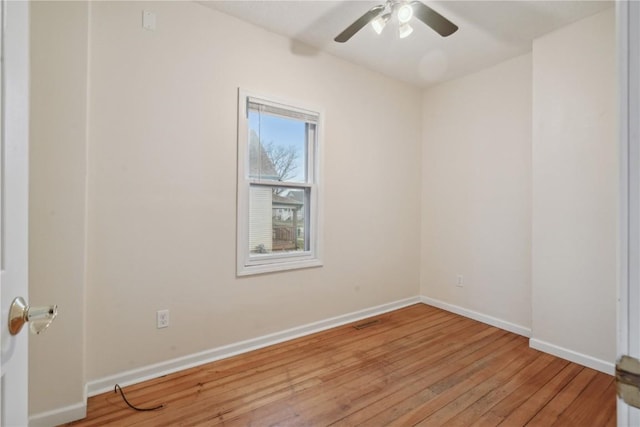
xmin=29 ymin=0 xmax=88 ymax=418
xmin=421 ymin=54 xmax=533 ymax=330
xmin=85 ymin=1 xmax=421 ymax=380
xmin=531 ymin=9 xmax=616 ymax=366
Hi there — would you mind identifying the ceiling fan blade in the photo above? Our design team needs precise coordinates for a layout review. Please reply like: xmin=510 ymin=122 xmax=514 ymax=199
xmin=334 ymin=5 xmax=385 ymax=43
xmin=411 ymin=1 xmax=458 ymax=37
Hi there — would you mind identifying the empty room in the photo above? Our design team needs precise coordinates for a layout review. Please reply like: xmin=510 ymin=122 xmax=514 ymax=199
xmin=2 ymin=0 xmax=637 ymax=425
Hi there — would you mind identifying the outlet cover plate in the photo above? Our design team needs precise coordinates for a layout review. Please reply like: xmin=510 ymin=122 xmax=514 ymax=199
xmin=156 ymin=309 xmax=169 ymax=329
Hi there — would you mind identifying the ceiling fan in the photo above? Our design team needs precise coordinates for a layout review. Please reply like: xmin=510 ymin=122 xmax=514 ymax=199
xmin=334 ymin=0 xmax=458 ymax=43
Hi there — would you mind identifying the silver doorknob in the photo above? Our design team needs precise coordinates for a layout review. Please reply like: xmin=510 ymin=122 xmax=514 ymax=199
xmin=8 ymin=297 xmax=58 ymax=335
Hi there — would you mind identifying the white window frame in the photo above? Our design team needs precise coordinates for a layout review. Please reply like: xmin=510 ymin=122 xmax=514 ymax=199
xmin=237 ymin=89 xmax=323 ymax=276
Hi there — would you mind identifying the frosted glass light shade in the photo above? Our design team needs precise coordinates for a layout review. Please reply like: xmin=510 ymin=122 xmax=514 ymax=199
xmin=399 ymin=22 xmax=413 ymax=39
xmin=372 ymin=13 xmax=391 ymax=34
xmin=397 ymin=4 xmax=413 ymax=23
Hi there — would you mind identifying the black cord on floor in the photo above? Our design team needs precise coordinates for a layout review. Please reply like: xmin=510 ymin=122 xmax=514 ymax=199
xmin=114 ymin=384 xmax=165 ymax=411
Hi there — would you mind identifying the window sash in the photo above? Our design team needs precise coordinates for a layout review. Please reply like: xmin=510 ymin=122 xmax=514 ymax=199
xmin=247 ymin=96 xmax=319 ymax=124
xmin=247 ymin=113 xmax=317 ymax=186
xmin=248 ymin=183 xmax=311 ymax=257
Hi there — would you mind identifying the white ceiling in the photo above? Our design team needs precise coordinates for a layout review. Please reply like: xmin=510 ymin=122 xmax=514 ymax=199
xmin=199 ymin=0 xmax=613 ymax=88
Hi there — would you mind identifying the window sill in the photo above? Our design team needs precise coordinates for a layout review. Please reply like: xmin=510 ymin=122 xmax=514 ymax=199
xmin=237 ymin=258 xmax=323 ymax=277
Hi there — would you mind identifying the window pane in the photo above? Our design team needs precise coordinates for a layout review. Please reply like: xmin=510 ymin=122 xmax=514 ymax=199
xmin=248 ymin=110 xmax=308 ymax=183
xmin=249 ymin=186 xmax=308 ymax=255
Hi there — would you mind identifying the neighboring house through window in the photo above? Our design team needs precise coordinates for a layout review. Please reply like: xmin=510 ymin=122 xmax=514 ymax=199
xmin=237 ymin=90 xmax=323 ymax=275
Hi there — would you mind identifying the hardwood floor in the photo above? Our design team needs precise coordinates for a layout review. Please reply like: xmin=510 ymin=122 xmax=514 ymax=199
xmin=65 ymin=304 xmax=616 ymax=426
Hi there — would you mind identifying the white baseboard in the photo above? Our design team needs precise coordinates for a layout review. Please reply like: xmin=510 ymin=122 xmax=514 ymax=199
xmin=420 ymin=296 xmax=615 ymax=375
xmin=420 ymin=296 xmax=532 ymax=337
xmin=87 ymin=296 xmax=421 ymax=397
xmin=29 ymin=400 xmax=86 ymax=427
xmin=529 ymin=338 xmax=615 ymax=375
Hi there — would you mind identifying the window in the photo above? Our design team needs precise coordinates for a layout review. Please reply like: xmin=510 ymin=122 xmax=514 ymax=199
xmin=237 ymin=90 xmax=323 ymax=275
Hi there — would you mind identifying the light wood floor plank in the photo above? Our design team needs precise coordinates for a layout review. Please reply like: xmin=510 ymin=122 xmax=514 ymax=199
xmin=517 ymin=366 xmax=596 ymax=426
xmin=64 ymin=304 xmax=616 ymax=427
xmin=384 ymin=336 xmax=528 ymax=425
xmin=497 ymin=362 xmax=582 ymax=425
xmin=180 ymin=319 xmax=495 ymax=426
xmin=326 ymin=329 xmax=510 ymax=425
xmin=443 ymin=354 xmax=570 ymax=426
xmin=550 ymin=373 xmax=616 ymax=427
xmin=244 ymin=325 xmax=505 ymax=426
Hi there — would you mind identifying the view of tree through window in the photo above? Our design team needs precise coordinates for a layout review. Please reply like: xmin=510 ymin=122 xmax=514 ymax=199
xmin=248 ymin=109 xmax=312 ymax=255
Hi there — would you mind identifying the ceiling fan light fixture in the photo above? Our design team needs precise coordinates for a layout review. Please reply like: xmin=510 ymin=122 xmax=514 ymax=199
xmin=397 ymin=3 xmax=413 ymax=24
xmin=334 ymin=0 xmax=457 ymax=43
xmin=371 ymin=13 xmax=391 ymax=34
xmin=399 ymin=22 xmax=413 ymax=39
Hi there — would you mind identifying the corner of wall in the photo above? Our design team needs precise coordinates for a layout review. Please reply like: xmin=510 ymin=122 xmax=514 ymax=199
xmin=29 ymin=399 xmax=87 ymax=427
xmin=28 ymin=0 xmax=90 ymax=420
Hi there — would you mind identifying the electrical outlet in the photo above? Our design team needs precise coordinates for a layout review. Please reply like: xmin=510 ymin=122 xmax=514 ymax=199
xmin=156 ymin=309 xmax=169 ymax=329
xmin=142 ymin=11 xmax=156 ymax=31
xmin=456 ymin=274 xmax=464 ymax=287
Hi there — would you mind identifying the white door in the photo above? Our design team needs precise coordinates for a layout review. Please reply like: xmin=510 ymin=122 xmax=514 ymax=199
xmin=618 ymin=0 xmax=640 ymax=425
xmin=0 ymin=0 xmax=30 ymax=426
